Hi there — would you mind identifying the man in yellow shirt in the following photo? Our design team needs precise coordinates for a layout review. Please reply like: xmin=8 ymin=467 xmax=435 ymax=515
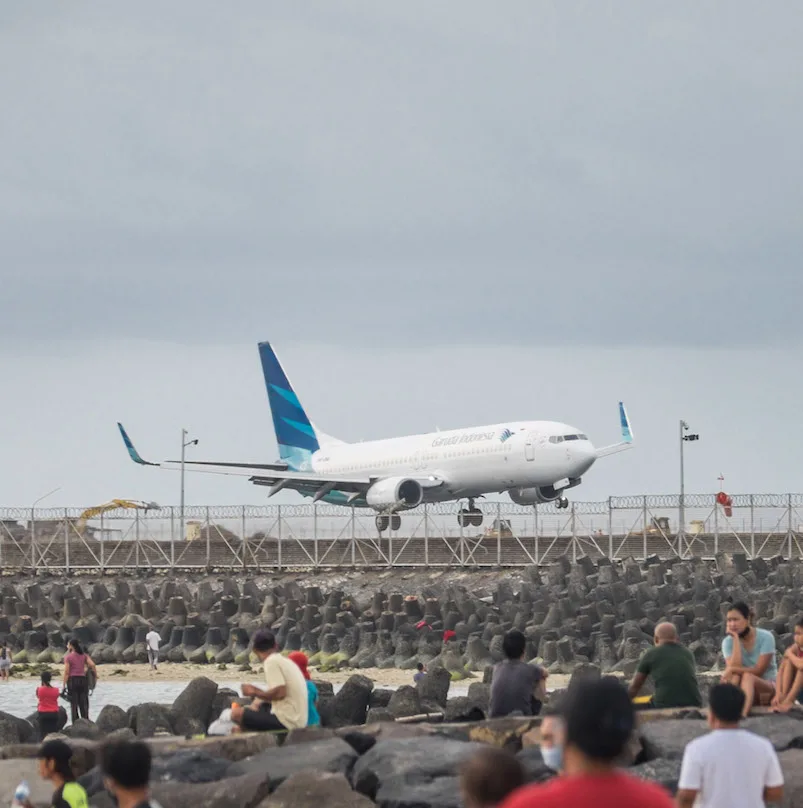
xmin=231 ymin=630 xmax=309 ymax=732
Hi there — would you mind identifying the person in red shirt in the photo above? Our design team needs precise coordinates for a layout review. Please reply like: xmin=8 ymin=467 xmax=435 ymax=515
xmin=500 ymin=677 xmax=675 ymax=808
xmin=36 ymin=671 xmax=61 ymax=741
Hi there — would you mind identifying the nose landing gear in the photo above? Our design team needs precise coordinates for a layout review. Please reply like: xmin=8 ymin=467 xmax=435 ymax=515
xmin=557 ymin=496 xmax=569 ymax=509
xmin=376 ymin=514 xmax=402 ymax=533
xmin=457 ymin=498 xmax=484 ymax=527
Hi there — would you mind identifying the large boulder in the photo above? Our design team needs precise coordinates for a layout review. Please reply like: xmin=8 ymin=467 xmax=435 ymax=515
xmin=639 ymin=719 xmax=710 ymax=760
xmin=351 ymin=737 xmax=486 ymax=801
xmin=170 ymin=677 xmax=219 ymax=735
xmin=320 ymin=675 xmax=373 ymax=728
xmin=96 ymin=705 xmax=129 ymax=735
xmin=261 ymin=771 xmax=375 ymax=808
xmin=228 ymin=738 xmax=358 ymax=789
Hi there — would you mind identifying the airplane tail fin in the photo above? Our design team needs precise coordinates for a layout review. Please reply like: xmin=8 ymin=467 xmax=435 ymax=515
xmin=258 ymin=342 xmax=331 ymax=470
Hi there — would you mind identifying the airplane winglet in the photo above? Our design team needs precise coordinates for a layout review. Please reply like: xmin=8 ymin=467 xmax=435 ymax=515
xmin=117 ymin=423 xmax=159 ymax=467
xmin=595 ymin=402 xmax=635 ymax=459
xmin=619 ymin=401 xmax=634 ymax=443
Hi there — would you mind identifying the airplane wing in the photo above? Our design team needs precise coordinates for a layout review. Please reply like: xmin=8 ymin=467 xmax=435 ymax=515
xmin=595 ymin=402 xmax=635 ymax=458
xmin=117 ymin=423 xmax=445 ymax=500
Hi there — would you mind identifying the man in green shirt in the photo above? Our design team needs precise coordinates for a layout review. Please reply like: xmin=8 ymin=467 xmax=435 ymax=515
xmin=628 ymin=622 xmax=702 ymax=708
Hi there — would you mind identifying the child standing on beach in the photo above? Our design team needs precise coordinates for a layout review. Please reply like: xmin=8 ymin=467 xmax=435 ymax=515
xmin=36 ymin=672 xmax=61 ymax=741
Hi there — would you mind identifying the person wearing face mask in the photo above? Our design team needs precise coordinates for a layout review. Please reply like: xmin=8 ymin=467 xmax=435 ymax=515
xmin=720 ymin=601 xmax=777 ymax=717
xmin=538 ymin=710 xmax=565 ymax=774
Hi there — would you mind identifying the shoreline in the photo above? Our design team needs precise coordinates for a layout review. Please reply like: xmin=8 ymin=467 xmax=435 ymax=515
xmin=5 ymin=661 xmax=576 ymax=689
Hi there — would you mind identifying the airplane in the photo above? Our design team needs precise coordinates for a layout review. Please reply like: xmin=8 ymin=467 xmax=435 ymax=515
xmin=118 ymin=341 xmax=634 ymax=533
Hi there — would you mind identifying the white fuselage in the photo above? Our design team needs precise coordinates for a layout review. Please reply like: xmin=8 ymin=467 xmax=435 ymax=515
xmin=312 ymin=420 xmax=597 ymax=502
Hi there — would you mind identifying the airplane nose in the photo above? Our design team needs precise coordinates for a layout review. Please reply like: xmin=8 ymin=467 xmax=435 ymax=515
xmin=572 ymin=442 xmax=597 ymax=475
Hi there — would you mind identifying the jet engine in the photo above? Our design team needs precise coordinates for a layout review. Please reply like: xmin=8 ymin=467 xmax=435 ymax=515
xmin=365 ymin=477 xmax=424 ymax=511
xmin=508 ymin=486 xmax=562 ymax=506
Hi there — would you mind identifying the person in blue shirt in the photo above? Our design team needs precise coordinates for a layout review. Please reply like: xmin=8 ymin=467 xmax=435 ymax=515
xmin=288 ymin=652 xmax=320 ymax=727
xmin=721 ymin=601 xmax=778 ymax=717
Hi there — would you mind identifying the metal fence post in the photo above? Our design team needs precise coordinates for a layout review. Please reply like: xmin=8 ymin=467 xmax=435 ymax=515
xmin=424 ymin=504 xmax=429 ymax=566
xmin=205 ymin=506 xmax=211 ymax=568
xmin=277 ymin=505 xmax=283 ymax=572
xmin=388 ymin=516 xmax=393 ymax=568
xmin=313 ymin=504 xmax=319 ymax=567
xmin=750 ymin=495 xmax=755 ymax=559
xmin=607 ymin=498 xmax=613 ymax=560
xmin=459 ymin=504 xmax=465 ymax=567
xmin=714 ymin=496 xmax=719 ymax=556
xmin=31 ymin=507 xmax=36 ymax=573
xmin=170 ymin=507 xmax=175 ymax=570
xmin=64 ymin=509 xmax=70 ymax=574
xmin=570 ymin=503 xmax=577 ymax=563
xmin=241 ymin=506 xmax=247 ymax=571
xmin=496 ymin=502 xmax=502 ymax=566
xmin=788 ymin=494 xmax=793 ymax=559
xmin=534 ymin=505 xmax=539 ymax=565
xmin=351 ymin=508 xmax=356 ymax=567
xmin=135 ymin=510 xmax=140 ymax=570
xmin=100 ymin=512 xmax=105 ymax=574
xmin=642 ymin=496 xmax=648 ymax=559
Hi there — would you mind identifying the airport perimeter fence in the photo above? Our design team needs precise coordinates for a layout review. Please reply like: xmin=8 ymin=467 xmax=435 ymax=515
xmin=1 ymin=494 xmax=802 ymax=574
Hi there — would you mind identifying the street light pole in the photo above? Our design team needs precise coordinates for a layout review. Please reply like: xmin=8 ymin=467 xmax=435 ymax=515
xmin=31 ymin=486 xmax=61 ymax=572
xmin=679 ymin=420 xmax=699 ymax=554
xmin=180 ymin=429 xmax=198 ymax=545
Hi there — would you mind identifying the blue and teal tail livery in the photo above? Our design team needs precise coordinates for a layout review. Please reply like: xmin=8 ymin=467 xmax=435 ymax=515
xmin=117 ymin=422 xmax=158 ymax=466
xmin=258 ymin=342 xmax=320 ymax=469
xmin=619 ymin=401 xmax=633 ymax=443
xmin=594 ymin=402 xmax=635 ymax=458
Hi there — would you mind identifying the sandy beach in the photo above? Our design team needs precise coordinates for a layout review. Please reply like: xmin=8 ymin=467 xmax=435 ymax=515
xmin=10 ymin=661 xmax=575 ymax=690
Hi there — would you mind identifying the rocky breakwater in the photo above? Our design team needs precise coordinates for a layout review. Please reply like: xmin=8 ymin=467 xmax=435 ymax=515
xmin=1 ymin=552 xmax=802 ymax=680
xmin=1 ymin=676 xmax=803 ymax=807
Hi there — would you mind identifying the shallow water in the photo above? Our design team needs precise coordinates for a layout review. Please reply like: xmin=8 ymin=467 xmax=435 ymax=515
xmin=0 ymin=678 xmax=471 ymax=720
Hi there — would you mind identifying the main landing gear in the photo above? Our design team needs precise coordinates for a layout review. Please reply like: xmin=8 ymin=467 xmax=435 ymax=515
xmin=376 ymin=514 xmax=401 ymax=533
xmin=457 ymin=499 xmax=484 ymax=528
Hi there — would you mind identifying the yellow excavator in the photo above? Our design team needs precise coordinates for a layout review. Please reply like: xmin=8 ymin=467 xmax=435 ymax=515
xmin=73 ymin=500 xmax=160 ymax=535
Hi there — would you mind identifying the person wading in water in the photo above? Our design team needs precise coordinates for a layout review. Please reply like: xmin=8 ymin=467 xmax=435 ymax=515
xmin=62 ymin=640 xmax=98 ymax=722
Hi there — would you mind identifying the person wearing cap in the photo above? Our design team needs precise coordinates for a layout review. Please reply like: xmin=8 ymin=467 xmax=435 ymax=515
xmin=288 ymin=650 xmax=320 ymax=727
xmin=231 ymin=630 xmax=308 ymax=733
xmin=500 ymin=678 xmax=675 ymax=808
xmin=34 ymin=739 xmax=89 ymax=808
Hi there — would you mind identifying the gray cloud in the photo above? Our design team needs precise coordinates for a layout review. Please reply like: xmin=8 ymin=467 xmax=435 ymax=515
xmin=2 ymin=2 xmax=802 ymax=348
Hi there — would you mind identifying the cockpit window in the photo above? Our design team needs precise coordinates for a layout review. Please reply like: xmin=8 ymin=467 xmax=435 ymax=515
xmin=559 ymin=433 xmax=588 ymax=441
xmin=564 ymin=434 xmax=579 ymax=441
xmin=549 ymin=435 xmax=564 ymax=443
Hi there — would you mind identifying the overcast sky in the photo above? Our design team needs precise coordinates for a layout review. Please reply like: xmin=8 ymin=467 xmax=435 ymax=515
xmin=1 ymin=2 xmax=801 ymax=510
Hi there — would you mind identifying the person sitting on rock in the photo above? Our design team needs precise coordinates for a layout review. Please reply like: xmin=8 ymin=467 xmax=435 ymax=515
xmin=288 ymin=651 xmax=320 ymax=727
xmin=231 ymin=630 xmax=308 ymax=733
xmin=101 ymin=739 xmax=163 ymax=808
xmin=413 ymin=662 xmax=426 ymax=684
xmin=772 ymin=617 xmax=803 ymax=713
xmin=627 ymin=622 xmax=702 ymax=709
xmin=676 ymin=683 xmax=784 ymax=808
xmin=500 ymin=678 xmax=675 ymax=808
xmin=32 ymin=739 xmax=89 ymax=808
xmin=489 ymin=630 xmax=547 ymax=718
xmin=538 ymin=707 xmax=566 ymax=773
xmin=720 ymin=602 xmax=777 ymax=717
xmin=460 ymin=746 xmax=526 ymax=808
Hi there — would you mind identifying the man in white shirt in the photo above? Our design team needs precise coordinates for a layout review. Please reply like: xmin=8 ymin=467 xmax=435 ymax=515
xmin=145 ymin=628 xmax=161 ymax=670
xmin=230 ymin=630 xmax=308 ymax=733
xmin=676 ymin=683 xmax=784 ymax=808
